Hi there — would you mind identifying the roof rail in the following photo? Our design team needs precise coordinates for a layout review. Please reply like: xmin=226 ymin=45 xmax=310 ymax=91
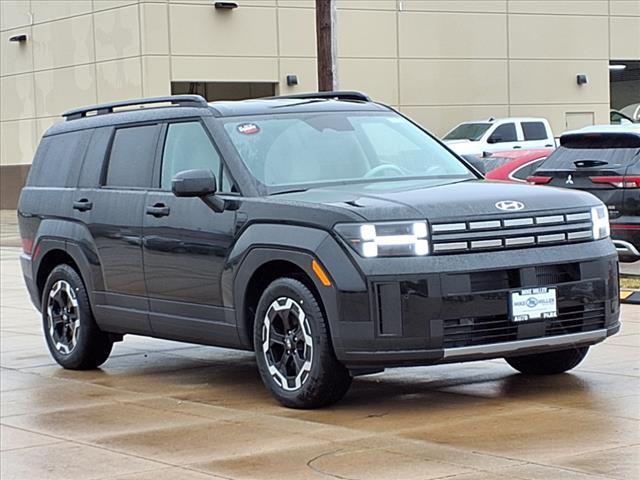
xmin=62 ymin=95 xmax=209 ymax=121
xmin=274 ymin=91 xmax=371 ymax=102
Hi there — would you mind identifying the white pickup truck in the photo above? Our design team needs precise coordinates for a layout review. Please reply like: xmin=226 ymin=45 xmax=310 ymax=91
xmin=443 ymin=117 xmax=556 ymax=156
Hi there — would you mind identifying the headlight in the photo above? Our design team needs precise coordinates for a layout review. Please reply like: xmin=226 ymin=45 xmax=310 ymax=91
xmin=334 ymin=221 xmax=430 ymax=257
xmin=591 ymin=205 xmax=610 ymax=240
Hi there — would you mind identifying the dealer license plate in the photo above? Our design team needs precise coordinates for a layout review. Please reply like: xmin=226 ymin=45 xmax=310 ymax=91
xmin=510 ymin=287 xmax=557 ymax=322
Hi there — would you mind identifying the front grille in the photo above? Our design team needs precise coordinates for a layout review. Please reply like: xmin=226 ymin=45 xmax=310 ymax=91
xmin=443 ymin=315 xmax=517 ymax=347
xmin=470 ymin=270 xmax=512 ymax=292
xmin=431 ymin=211 xmax=593 ymax=254
xmin=535 ymin=264 xmax=580 ymax=285
xmin=544 ymin=304 xmax=607 ymax=336
xmin=442 ymin=303 xmax=606 ymax=348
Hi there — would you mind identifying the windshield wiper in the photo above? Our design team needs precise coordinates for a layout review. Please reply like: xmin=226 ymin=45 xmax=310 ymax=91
xmin=269 ymin=188 xmax=309 ymax=196
xmin=573 ymin=159 xmax=609 ymax=168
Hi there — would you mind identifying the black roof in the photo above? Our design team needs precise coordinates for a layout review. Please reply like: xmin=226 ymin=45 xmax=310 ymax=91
xmin=47 ymin=92 xmax=385 ymax=137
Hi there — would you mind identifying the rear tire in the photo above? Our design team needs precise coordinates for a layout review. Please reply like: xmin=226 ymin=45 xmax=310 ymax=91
xmin=505 ymin=346 xmax=589 ymax=375
xmin=42 ymin=264 xmax=113 ymax=370
xmin=254 ymin=278 xmax=352 ymax=409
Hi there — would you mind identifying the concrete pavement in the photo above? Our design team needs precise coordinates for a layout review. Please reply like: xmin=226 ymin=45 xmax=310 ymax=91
xmin=1 ymin=215 xmax=639 ymax=479
xmin=621 ymin=261 xmax=639 ymax=277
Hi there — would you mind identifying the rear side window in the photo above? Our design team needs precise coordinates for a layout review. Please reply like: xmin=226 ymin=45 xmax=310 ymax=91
xmin=105 ymin=124 xmax=160 ymax=188
xmin=521 ymin=122 xmax=548 ymax=141
xmin=27 ymin=130 xmax=92 ymax=187
xmin=491 ymin=123 xmax=517 ymax=143
xmin=161 ymin=122 xmax=221 ymax=190
xmin=512 ymin=158 xmax=546 ymax=180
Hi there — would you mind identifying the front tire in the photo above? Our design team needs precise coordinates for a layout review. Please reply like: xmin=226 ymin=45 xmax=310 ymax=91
xmin=505 ymin=346 xmax=589 ymax=375
xmin=254 ymin=278 xmax=352 ymax=409
xmin=42 ymin=264 xmax=113 ymax=370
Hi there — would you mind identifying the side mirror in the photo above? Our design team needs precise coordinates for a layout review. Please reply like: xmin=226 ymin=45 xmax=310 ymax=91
xmin=171 ymin=169 xmax=217 ymax=198
xmin=487 ymin=135 xmax=502 ymax=144
xmin=171 ymin=169 xmax=226 ymax=212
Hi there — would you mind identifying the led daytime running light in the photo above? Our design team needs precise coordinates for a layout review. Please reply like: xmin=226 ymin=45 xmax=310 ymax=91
xmin=591 ymin=205 xmax=610 ymax=240
xmin=359 ymin=222 xmax=429 ymax=257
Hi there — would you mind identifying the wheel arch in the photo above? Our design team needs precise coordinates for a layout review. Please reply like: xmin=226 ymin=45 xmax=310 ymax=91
xmin=36 ymin=249 xmax=81 ymax=301
xmin=32 ymin=220 xmax=104 ymax=310
xmin=241 ymin=258 xmax=328 ymax=350
xmin=227 ymin=224 xmax=367 ymax=350
xmin=235 ymin=249 xmax=335 ymax=350
xmin=34 ymin=243 xmax=100 ymax=311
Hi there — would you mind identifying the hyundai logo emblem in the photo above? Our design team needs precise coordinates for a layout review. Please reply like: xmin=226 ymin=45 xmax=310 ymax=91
xmin=495 ymin=200 xmax=525 ymax=211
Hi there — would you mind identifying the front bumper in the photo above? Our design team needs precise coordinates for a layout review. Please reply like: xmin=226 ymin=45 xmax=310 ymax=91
xmin=330 ymin=240 xmax=620 ymax=369
xmin=442 ymin=328 xmax=610 ymax=362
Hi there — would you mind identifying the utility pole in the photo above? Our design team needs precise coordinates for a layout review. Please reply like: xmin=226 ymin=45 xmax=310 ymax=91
xmin=315 ymin=0 xmax=338 ymax=91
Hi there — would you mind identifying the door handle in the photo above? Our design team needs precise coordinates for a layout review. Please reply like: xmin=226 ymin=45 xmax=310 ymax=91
xmin=73 ymin=199 xmax=93 ymax=211
xmin=146 ymin=203 xmax=170 ymax=217
xmin=513 ymin=145 xmax=522 ymax=149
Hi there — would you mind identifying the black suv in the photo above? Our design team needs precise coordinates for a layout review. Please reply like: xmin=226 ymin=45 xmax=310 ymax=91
xmin=529 ymin=126 xmax=639 ymax=262
xmin=19 ymin=93 xmax=620 ymax=408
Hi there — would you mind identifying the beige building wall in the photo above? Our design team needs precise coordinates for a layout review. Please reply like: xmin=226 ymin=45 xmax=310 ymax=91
xmin=1 ymin=0 xmax=639 ymax=207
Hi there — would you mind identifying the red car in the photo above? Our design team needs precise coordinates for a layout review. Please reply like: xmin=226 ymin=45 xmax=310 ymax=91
xmin=480 ymin=148 xmax=555 ymax=182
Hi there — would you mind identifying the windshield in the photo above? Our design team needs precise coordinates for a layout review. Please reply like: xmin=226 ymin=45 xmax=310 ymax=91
xmin=223 ymin=112 xmax=474 ymax=192
xmin=444 ymin=123 xmax=491 ymax=141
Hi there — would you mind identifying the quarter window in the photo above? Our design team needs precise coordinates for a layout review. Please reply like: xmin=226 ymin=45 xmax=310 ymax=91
xmin=512 ymin=158 xmax=546 ymax=180
xmin=105 ymin=125 xmax=160 ymax=188
xmin=491 ymin=123 xmax=517 ymax=143
xmin=27 ymin=130 xmax=92 ymax=187
xmin=521 ymin=122 xmax=548 ymax=141
xmin=161 ymin=122 xmax=222 ymax=190
xmin=221 ymin=167 xmax=235 ymax=193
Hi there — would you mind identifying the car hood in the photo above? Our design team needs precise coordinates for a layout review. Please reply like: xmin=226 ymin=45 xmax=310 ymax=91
xmin=270 ymin=179 xmax=599 ymax=222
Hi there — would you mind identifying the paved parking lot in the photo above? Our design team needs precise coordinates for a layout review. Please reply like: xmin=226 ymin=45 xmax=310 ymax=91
xmin=1 ymin=213 xmax=638 ymax=480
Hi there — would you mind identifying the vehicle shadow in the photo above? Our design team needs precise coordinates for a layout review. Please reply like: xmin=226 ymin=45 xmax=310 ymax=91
xmin=340 ymin=365 xmax=596 ymax=409
xmin=41 ymin=345 xmax=599 ymax=416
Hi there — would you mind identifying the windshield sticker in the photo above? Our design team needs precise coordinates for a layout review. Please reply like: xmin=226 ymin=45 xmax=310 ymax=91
xmin=237 ymin=123 xmax=260 ymax=135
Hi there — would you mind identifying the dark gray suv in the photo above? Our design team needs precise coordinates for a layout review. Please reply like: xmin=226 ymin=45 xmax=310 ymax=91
xmin=530 ymin=126 xmax=639 ymax=262
xmin=18 ymin=93 xmax=620 ymax=408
